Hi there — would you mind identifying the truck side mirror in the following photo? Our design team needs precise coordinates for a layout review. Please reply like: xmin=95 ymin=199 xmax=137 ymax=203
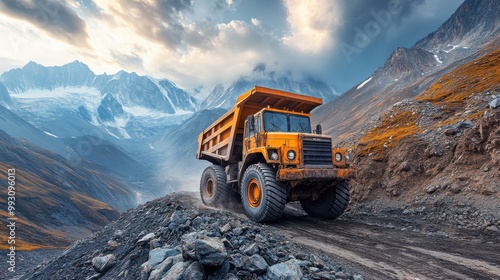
xmin=315 ymin=124 xmax=322 ymax=135
xmin=247 ymin=115 xmax=255 ymax=133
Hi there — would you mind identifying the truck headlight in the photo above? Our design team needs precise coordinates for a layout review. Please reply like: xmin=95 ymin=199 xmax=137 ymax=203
xmin=335 ymin=153 xmax=342 ymax=162
xmin=271 ymin=151 xmax=279 ymax=160
xmin=287 ymin=150 xmax=296 ymax=160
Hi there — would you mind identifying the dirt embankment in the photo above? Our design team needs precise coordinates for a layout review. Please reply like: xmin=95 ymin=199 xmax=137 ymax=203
xmin=344 ymin=48 xmax=500 ymax=233
xmin=349 ymin=93 xmax=500 ymax=233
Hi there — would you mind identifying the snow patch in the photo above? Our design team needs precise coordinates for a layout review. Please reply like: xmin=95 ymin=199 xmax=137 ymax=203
xmin=122 ymin=106 xmax=194 ymax=120
xmin=43 ymin=131 xmax=59 ymax=138
xmin=11 ymin=87 xmax=100 ymax=99
xmin=105 ymin=128 xmax=120 ymax=139
xmin=434 ymin=54 xmax=442 ymax=64
xmin=357 ymin=77 xmax=372 ymax=90
xmin=443 ymin=44 xmax=468 ymax=54
xmin=11 ymin=87 xmax=102 ymax=118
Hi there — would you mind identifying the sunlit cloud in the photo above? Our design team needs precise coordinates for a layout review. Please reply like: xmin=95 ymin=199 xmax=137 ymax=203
xmin=282 ymin=0 xmax=342 ymax=53
xmin=0 ymin=0 xmax=464 ymax=91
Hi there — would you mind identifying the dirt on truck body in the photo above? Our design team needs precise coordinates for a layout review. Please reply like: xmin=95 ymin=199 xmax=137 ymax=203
xmin=196 ymin=86 xmax=357 ymax=222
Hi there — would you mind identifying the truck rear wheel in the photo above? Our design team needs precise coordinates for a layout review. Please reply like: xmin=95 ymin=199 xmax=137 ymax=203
xmin=200 ymin=165 xmax=230 ymax=207
xmin=241 ymin=163 xmax=286 ymax=223
xmin=300 ymin=181 xmax=350 ymax=219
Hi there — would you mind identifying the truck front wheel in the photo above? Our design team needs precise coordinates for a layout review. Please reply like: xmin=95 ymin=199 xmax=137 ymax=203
xmin=241 ymin=163 xmax=286 ymax=223
xmin=200 ymin=165 xmax=230 ymax=207
xmin=300 ymin=181 xmax=350 ymax=219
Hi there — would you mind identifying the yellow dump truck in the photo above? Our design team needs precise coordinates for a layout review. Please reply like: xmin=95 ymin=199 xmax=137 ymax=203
xmin=197 ymin=86 xmax=357 ymax=222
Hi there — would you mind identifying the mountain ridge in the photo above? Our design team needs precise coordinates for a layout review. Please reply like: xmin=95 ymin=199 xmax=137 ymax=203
xmin=314 ymin=0 xmax=500 ymax=143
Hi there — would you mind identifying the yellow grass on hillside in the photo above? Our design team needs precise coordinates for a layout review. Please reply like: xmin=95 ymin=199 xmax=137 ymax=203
xmin=356 ymin=47 xmax=500 ymax=161
xmin=357 ymin=108 xmax=421 ymax=160
xmin=0 ymin=236 xmax=63 ymax=251
xmin=417 ymin=48 xmax=500 ymax=105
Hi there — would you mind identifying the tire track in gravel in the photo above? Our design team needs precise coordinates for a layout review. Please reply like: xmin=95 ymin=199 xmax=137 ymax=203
xmin=270 ymin=210 xmax=500 ymax=280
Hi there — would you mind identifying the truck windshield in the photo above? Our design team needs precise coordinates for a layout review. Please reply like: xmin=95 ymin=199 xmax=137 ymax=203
xmin=263 ymin=111 xmax=311 ymax=133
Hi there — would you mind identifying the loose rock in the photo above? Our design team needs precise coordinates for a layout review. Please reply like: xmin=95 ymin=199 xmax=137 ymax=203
xmin=91 ymin=254 xmax=116 ymax=273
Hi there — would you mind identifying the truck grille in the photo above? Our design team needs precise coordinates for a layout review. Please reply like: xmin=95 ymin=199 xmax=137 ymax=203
xmin=302 ymin=137 xmax=333 ymax=167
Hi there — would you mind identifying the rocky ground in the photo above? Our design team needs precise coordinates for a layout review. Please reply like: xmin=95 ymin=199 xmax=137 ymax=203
xmin=17 ymin=192 xmax=364 ymax=280
xmin=3 ymin=190 xmax=499 ymax=280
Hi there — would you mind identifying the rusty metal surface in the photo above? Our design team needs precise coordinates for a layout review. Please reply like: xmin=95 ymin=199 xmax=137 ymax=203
xmin=277 ymin=168 xmax=357 ymax=181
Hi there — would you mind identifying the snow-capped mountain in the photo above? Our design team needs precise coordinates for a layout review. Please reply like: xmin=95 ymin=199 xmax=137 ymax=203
xmin=0 ymin=61 xmax=196 ymax=139
xmin=201 ymin=64 xmax=338 ymax=110
xmin=1 ymin=60 xmax=95 ymax=91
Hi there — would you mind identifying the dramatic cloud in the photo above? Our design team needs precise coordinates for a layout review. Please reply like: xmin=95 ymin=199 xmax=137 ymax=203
xmin=282 ymin=0 xmax=342 ymax=53
xmin=0 ymin=0 xmax=90 ymax=47
xmin=0 ymin=0 xmax=465 ymax=91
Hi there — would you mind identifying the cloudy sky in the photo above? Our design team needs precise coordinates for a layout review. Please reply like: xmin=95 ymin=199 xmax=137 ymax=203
xmin=0 ymin=0 xmax=463 ymax=92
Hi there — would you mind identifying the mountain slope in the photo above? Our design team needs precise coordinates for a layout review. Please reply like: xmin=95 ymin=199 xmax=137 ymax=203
xmin=0 ymin=105 xmax=66 ymax=155
xmin=348 ymin=40 xmax=500 ymax=233
xmin=62 ymin=136 xmax=147 ymax=180
xmin=415 ymin=0 xmax=500 ymax=51
xmin=0 ymin=131 xmax=137 ymax=249
xmin=314 ymin=0 xmax=500 ymax=143
xmin=0 ymin=82 xmax=12 ymax=107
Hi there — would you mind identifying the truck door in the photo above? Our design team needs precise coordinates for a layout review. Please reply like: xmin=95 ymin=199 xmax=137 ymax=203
xmin=244 ymin=115 xmax=260 ymax=153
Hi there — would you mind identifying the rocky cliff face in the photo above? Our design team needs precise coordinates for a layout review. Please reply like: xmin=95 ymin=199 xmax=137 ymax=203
xmin=415 ymin=0 xmax=500 ymax=51
xmin=380 ymin=47 xmax=437 ymax=79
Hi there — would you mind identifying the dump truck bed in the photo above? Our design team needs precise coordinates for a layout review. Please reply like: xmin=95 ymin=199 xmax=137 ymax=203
xmin=197 ymin=86 xmax=322 ymax=165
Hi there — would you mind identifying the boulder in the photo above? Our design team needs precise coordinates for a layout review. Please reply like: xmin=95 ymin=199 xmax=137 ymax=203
xmin=137 ymin=232 xmax=156 ymax=246
xmin=182 ymin=233 xmax=227 ymax=266
xmin=266 ymin=259 xmax=303 ymax=280
xmin=92 ymin=254 xmax=116 ymax=273
xmin=182 ymin=261 xmax=205 ymax=280
xmin=245 ymin=254 xmax=268 ymax=274
xmin=149 ymin=248 xmax=179 ymax=267
xmin=489 ymin=98 xmax=500 ymax=109
xmin=161 ymin=261 xmax=191 ymax=280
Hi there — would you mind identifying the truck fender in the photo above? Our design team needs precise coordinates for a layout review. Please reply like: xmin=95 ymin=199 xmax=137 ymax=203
xmin=237 ymin=153 xmax=266 ymax=190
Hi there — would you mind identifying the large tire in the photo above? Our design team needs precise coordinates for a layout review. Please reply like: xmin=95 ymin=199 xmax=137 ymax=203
xmin=300 ymin=181 xmax=350 ymax=219
xmin=200 ymin=165 xmax=231 ymax=207
xmin=241 ymin=163 xmax=286 ymax=223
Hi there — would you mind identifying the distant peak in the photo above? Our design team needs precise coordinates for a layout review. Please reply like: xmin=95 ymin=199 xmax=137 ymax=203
xmin=23 ymin=61 xmax=42 ymax=69
xmin=68 ymin=60 xmax=84 ymax=65
xmin=252 ymin=63 xmax=266 ymax=73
